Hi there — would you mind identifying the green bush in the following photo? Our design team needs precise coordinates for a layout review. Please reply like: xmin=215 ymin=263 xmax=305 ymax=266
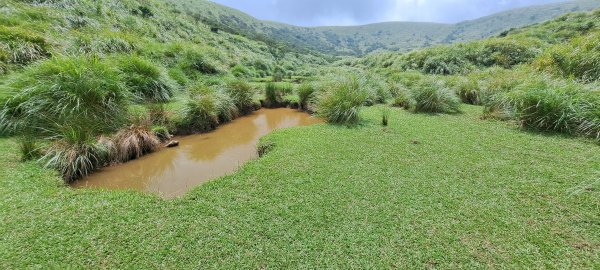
xmin=178 ymin=46 xmax=221 ymax=76
xmin=116 ymin=55 xmax=177 ymax=103
xmin=576 ymin=90 xmax=600 ymax=141
xmin=451 ymin=77 xmax=482 ymax=105
xmin=411 ymin=78 xmax=461 ymax=113
xmin=317 ymin=76 xmax=368 ymax=125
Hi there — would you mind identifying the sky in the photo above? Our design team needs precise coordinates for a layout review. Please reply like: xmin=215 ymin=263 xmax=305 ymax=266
xmin=209 ymin=0 xmax=569 ymax=26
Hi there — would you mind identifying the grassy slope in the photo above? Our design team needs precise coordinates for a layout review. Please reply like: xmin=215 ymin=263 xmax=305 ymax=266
xmin=1 ymin=106 xmax=598 ymax=268
xmin=180 ymin=0 xmax=600 ymax=55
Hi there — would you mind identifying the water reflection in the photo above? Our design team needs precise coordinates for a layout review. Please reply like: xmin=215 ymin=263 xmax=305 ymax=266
xmin=72 ymin=108 xmax=322 ymax=198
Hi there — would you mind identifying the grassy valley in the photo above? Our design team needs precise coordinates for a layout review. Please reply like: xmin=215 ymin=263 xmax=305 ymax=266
xmin=177 ymin=0 xmax=600 ymax=55
xmin=0 ymin=0 xmax=599 ymax=268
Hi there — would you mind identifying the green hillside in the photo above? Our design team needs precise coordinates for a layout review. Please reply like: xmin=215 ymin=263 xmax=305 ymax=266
xmin=172 ymin=0 xmax=600 ymax=55
xmin=0 ymin=0 xmax=327 ymax=77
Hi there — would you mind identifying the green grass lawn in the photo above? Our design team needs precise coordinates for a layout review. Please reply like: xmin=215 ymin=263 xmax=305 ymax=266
xmin=1 ymin=105 xmax=598 ymax=268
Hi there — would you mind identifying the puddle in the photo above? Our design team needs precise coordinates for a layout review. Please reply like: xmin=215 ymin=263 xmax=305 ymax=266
xmin=72 ymin=108 xmax=322 ymax=198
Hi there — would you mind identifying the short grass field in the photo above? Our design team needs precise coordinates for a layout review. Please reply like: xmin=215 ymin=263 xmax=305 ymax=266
xmin=1 ymin=105 xmax=598 ymax=268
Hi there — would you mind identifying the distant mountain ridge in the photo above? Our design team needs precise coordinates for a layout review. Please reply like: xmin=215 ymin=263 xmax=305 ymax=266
xmin=170 ymin=0 xmax=600 ymax=55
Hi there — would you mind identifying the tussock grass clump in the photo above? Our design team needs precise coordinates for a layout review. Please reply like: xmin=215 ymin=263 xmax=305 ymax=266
xmin=297 ymin=82 xmax=316 ymax=111
xmin=0 ymin=25 xmax=50 ymax=66
xmin=450 ymin=76 xmax=482 ymax=105
xmin=263 ymin=82 xmax=293 ymax=108
xmin=0 ymin=56 xmax=130 ymax=138
xmin=317 ymin=76 xmax=368 ymax=125
xmin=179 ymin=93 xmax=219 ymax=134
xmin=18 ymin=137 xmax=41 ymax=161
xmin=178 ymin=46 xmax=222 ymax=76
xmin=42 ymin=127 xmax=111 ymax=182
xmin=116 ymin=55 xmax=177 ymax=103
xmin=113 ymin=125 xmax=161 ymax=163
xmin=391 ymin=84 xmax=413 ymax=110
xmin=224 ymin=80 xmax=256 ymax=115
xmin=534 ymin=32 xmax=600 ymax=83
xmin=411 ymin=78 xmax=461 ymax=113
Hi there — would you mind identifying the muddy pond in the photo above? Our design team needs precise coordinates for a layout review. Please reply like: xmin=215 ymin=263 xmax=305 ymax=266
xmin=72 ymin=108 xmax=322 ymax=198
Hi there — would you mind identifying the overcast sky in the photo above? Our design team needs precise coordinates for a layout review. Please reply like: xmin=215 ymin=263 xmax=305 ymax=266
xmin=209 ymin=0 xmax=569 ymax=26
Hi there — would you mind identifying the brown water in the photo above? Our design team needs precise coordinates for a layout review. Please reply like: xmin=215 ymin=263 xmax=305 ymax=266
xmin=72 ymin=108 xmax=322 ymax=199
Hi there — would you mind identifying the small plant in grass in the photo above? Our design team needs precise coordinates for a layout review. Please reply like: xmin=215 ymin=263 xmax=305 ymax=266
xmin=257 ymin=139 xmax=275 ymax=157
xmin=381 ymin=106 xmax=390 ymax=126
xmin=317 ymin=76 xmax=368 ymax=125
xmin=18 ymin=137 xmax=41 ymax=161
xmin=410 ymin=78 xmax=461 ymax=113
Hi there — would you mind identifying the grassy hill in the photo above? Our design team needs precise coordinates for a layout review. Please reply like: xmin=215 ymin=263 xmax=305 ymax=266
xmin=173 ymin=0 xmax=600 ymax=55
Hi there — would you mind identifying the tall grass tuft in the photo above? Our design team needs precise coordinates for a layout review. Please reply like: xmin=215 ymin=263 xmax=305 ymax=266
xmin=42 ymin=127 xmax=110 ymax=182
xmin=0 ymin=56 xmax=130 ymax=139
xmin=116 ymin=55 xmax=177 ymax=103
xmin=179 ymin=93 xmax=219 ymax=134
xmin=298 ymin=82 xmax=316 ymax=111
xmin=113 ymin=124 xmax=161 ymax=163
xmin=224 ymin=80 xmax=256 ymax=115
xmin=264 ymin=82 xmax=286 ymax=108
xmin=411 ymin=78 xmax=461 ymax=113
xmin=317 ymin=76 xmax=367 ymax=125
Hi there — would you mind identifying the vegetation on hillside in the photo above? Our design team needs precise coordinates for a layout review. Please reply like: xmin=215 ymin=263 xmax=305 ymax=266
xmin=175 ymin=0 xmax=600 ymax=55
xmin=344 ymin=9 xmax=600 ymax=142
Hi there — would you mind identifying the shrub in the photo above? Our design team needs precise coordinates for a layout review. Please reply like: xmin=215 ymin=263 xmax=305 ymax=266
xmin=317 ymin=76 xmax=368 ymax=125
xmin=298 ymin=82 xmax=316 ymax=111
xmin=224 ymin=80 xmax=255 ymax=115
xmin=411 ymin=78 xmax=461 ymax=113
xmin=113 ymin=125 xmax=161 ymax=163
xmin=116 ymin=55 xmax=176 ymax=103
